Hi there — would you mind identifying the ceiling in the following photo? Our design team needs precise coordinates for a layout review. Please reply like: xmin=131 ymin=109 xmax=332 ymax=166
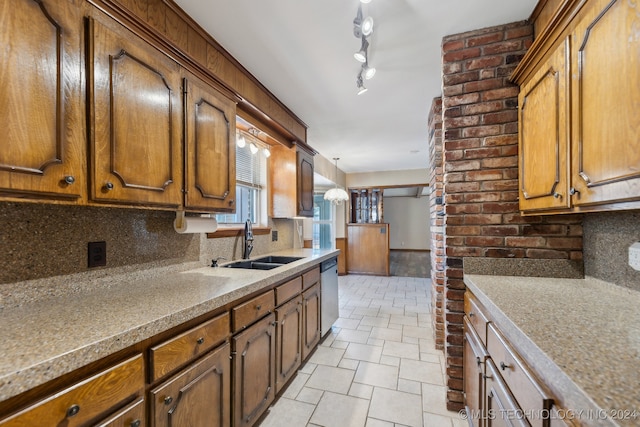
xmin=174 ymin=0 xmax=537 ymax=174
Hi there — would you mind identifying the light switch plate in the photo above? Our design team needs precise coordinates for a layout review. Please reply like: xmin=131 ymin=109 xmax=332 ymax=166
xmin=629 ymin=242 xmax=640 ymax=271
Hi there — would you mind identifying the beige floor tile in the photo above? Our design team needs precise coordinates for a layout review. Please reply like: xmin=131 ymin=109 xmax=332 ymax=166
xmin=281 ymin=372 xmax=310 ymax=399
xmin=402 ymin=336 xmax=419 ymax=344
xmin=365 ymin=418 xmax=394 ymax=427
xmin=360 ymin=315 xmax=390 ymax=328
xmin=339 ymin=358 xmax=360 ymax=370
xmin=336 ymin=328 xmax=371 ymax=344
xmin=382 ymin=341 xmax=420 ymax=360
xmin=331 ymin=340 xmax=350 ymax=349
xmin=344 ymin=342 xmax=383 ymax=363
xmin=349 ymin=382 xmax=374 ymax=399
xmin=358 ymin=325 xmax=374 ymax=332
xmin=389 ymin=314 xmax=419 ymax=326
xmin=306 ymin=365 xmax=355 ymax=394
xmin=354 ymin=361 xmax=398 ymax=389
xmin=397 ymin=378 xmax=422 ymax=395
xmin=400 ymin=359 xmax=444 ymax=385
xmin=422 ymin=411 xmax=455 ymax=427
xmin=370 ymin=327 xmax=403 ymax=342
xmin=296 ymin=387 xmax=324 ymax=405
xmin=353 ymin=307 xmax=381 ymax=317
xmin=367 ymin=338 xmax=385 ymax=347
xmin=335 ymin=317 xmax=361 ymax=330
xmin=260 ymin=397 xmax=315 ymax=427
xmin=309 ymin=346 xmax=345 ymax=367
xmin=310 ymin=392 xmax=369 ymax=427
xmin=379 ymin=355 xmax=401 ymax=367
xmin=378 ymin=306 xmax=406 ymax=316
xmin=404 ymin=325 xmax=433 ymax=339
xmin=300 ymin=362 xmax=317 ymax=375
xmin=422 ymin=383 xmax=451 ymax=417
xmin=420 ymin=352 xmax=441 ymax=364
xmin=450 ymin=411 xmax=469 ymax=427
xmin=368 ymin=387 xmax=423 ymax=427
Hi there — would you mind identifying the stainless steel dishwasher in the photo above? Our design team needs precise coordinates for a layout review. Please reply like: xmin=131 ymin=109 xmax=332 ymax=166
xmin=320 ymin=257 xmax=339 ymax=336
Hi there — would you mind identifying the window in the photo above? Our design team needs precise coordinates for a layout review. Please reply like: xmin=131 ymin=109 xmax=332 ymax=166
xmin=215 ymin=136 xmax=267 ymax=225
xmin=312 ymin=193 xmax=334 ymax=250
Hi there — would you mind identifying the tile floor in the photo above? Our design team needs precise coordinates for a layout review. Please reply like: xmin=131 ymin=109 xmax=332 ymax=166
xmin=258 ymin=274 xmax=466 ymax=427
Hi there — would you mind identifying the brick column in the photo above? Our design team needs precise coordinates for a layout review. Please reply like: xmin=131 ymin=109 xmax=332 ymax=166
xmin=428 ymin=97 xmax=445 ymax=350
xmin=439 ymin=21 xmax=583 ymax=410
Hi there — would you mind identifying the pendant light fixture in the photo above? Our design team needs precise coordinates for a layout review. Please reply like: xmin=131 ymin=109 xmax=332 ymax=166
xmin=324 ymin=158 xmax=350 ymax=205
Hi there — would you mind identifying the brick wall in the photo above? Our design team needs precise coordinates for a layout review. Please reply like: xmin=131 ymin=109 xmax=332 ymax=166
xmin=439 ymin=21 xmax=583 ymax=410
xmin=428 ymin=97 xmax=445 ymax=350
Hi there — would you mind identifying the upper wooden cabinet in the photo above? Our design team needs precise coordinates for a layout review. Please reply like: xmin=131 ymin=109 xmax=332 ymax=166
xmin=297 ymin=147 xmax=315 ymax=217
xmin=269 ymin=145 xmax=315 ymax=218
xmin=183 ymin=74 xmax=236 ymax=212
xmin=513 ymin=0 xmax=640 ymax=214
xmin=0 ymin=0 xmax=85 ymax=200
xmin=87 ymin=10 xmax=183 ymax=208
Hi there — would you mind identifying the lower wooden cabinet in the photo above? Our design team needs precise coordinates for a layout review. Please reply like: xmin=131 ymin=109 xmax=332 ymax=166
xmin=275 ymin=295 xmax=303 ymax=393
xmin=464 ymin=317 xmax=487 ymax=427
xmin=301 ymin=283 xmax=321 ymax=361
xmin=484 ymin=360 xmax=529 ymax=427
xmin=0 ymin=354 xmax=144 ymax=427
xmin=232 ymin=313 xmax=276 ymax=427
xmin=150 ymin=343 xmax=231 ymax=427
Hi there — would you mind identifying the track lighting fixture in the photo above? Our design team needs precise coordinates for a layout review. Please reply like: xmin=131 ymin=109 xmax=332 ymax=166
xmin=352 ymin=2 xmax=376 ymax=94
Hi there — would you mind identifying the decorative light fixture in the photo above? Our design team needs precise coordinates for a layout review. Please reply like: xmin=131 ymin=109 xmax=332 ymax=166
xmin=324 ymin=158 xmax=349 ymax=205
xmin=236 ymin=132 xmax=246 ymax=148
xmin=249 ymin=142 xmax=259 ymax=154
xmin=352 ymin=3 xmax=376 ymax=94
xmin=263 ymin=147 xmax=271 ymax=158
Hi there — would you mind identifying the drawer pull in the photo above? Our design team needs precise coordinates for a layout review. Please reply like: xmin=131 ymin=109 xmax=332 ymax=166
xmin=66 ymin=404 xmax=80 ymax=418
xmin=476 ymin=357 xmax=481 ymax=366
xmin=196 ymin=337 xmax=205 ymax=345
xmin=500 ymin=361 xmax=512 ymax=371
xmin=164 ymin=396 xmax=173 ymax=405
xmin=130 ymin=420 xmax=141 ymax=427
xmin=468 ymin=312 xmax=475 ymax=317
xmin=256 ymin=305 xmax=262 ymax=310
xmin=483 ymin=374 xmax=492 ymax=380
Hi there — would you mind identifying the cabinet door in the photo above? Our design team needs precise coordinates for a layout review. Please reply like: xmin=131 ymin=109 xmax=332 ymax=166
xmin=184 ymin=75 xmax=236 ymax=212
xmin=518 ymin=38 xmax=570 ymax=213
xmin=570 ymin=0 xmax=640 ymax=206
xmin=269 ymin=144 xmax=297 ymax=218
xmin=0 ymin=0 xmax=85 ymax=199
xmin=464 ymin=318 xmax=487 ymax=427
xmin=87 ymin=11 xmax=182 ymax=207
xmin=484 ymin=360 xmax=529 ymax=427
xmin=150 ymin=343 xmax=231 ymax=427
xmin=301 ymin=283 xmax=321 ymax=361
xmin=232 ymin=313 xmax=276 ymax=427
xmin=275 ymin=295 xmax=302 ymax=393
xmin=296 ymin=148 xmax=314 ymax=217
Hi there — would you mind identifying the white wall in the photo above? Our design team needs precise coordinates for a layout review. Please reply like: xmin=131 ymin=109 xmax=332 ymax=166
xmin=346 ymin=169 xmax=428 ymax=188
xmin=384 ymin=196 xmax=430 ymax=250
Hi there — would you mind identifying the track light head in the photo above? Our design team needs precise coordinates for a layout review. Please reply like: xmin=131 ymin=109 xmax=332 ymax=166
xmin=356 ymin=73 xmax=368 ymax=95
xmin=353 ymin=5 xmax=373 ymax=38
xmin=362 ymin=63 xmax=376 ymax=80
xmin=354 ymin=37 xmax=369 ymax=63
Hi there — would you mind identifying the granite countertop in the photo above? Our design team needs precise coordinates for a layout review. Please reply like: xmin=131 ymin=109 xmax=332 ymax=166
xmin=464 ymin=274 xmax=640 ymax=427
xmin=0 ymin=248 xmax=338 ymax=402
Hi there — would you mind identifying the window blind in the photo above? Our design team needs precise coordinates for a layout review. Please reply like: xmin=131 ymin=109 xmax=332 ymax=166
xmin=236 ymin=134 xmax=265 ymax=189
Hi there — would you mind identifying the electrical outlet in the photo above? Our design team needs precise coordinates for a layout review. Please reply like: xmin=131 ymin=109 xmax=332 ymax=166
xmin=88 ymin=241 xmax=107 ymax=268
xmin=272 ymin=230 xmax=278 ymax=242
xmin=629 ymin=242 xmax=640 ymax=271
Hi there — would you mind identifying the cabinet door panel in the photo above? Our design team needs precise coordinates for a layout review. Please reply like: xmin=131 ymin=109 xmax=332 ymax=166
xmin=518 ymin=38 xmax=570 ymax=212
xmin=232 ymin=313 xmax=276 ymax=427
xmin=302 ymin=283 xmax=321 ymax=361
xmin=464 ymin=317 xmax=487 ymax=427
xmin=276 ymin=295 xmax=302 ymax=393
xmin=150 ymin=343 xmax=231 ymax=427
xmin=0 ymin=0 xmax=85 ymax=199
xmin=184 ymin=75 xmax=236 ymax=211
xmin=297 ymin=149 xmax=314 ymax=217
xmin=571 ymin=0 xmax=640 ymax=206
xmin=88 ymin=12 xmax=182 ymax=207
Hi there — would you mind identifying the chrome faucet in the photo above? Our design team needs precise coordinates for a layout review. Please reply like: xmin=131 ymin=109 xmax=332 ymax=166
xmin=243 ymin=219 xmax=254 ymax=259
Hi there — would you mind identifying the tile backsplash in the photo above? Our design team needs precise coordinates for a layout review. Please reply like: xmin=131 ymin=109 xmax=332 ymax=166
xmin=583 ymin=211 xmax=640 ymax=291
xmin=0 ymin=202 xmax=295 ymax=285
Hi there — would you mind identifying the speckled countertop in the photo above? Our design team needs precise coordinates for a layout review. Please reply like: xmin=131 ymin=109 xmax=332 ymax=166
xmin=0 ymin=248 xmax=338 ymax=402
xmin=464 ymin=274 xmax=640 ymax=427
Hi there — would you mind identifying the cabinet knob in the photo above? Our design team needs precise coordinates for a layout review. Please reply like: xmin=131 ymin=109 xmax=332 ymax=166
xmin=500 ymin=361 xmax=512 ymax=371
xmin=66 ymin=404 xmax=80 ymax=418
xmin=256 ymin=305 xmax=262 ymax=311
xmin=272 ymin=321 xmax=278 ymax=327
xmin=104 ymin=182 xmax=114 ymax=191
xmin=164 ymin=396 xmax=173 ymax=405
xmin=197 ymin=337 xmax=205 ymax=345
xmin=468 ymin=312 xmax=474 ymax=317
xmin=229 ymin=199 xmax=234 ymax=206
xmin=63 ymin=175 xmax=75 ymax=185
xmin=130 ymin=420 xmax=141 ymax=427
xmin=569 ymin=187 xmax=579 ymax=196
xmin=553 ymin=192 xmax=562 ymax=199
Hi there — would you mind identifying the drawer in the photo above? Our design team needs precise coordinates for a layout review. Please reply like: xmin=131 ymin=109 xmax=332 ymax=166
xmin=275 ymin=276 xmax=302 ymax=306
xmin=464 ymin=291 xmax=489 ymax=345
xmin=96 ymin=396 xmax=145 ymax=427
xmin=232 ymin=290 xmax=275 ymax=332
xmin=150 ymin=312 xmax=230 ymax=381
xmin=486 ymin=323 xmax=553 ymax=427
xmin=0 ymin=354 xmax=144 ymax=427
xmin=302 ymin=267 xmax=320 ymax=291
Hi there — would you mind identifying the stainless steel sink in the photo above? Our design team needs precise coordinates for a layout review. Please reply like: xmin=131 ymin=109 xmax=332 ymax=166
xmin=221 ymin=256 xmax=303 ymax=270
